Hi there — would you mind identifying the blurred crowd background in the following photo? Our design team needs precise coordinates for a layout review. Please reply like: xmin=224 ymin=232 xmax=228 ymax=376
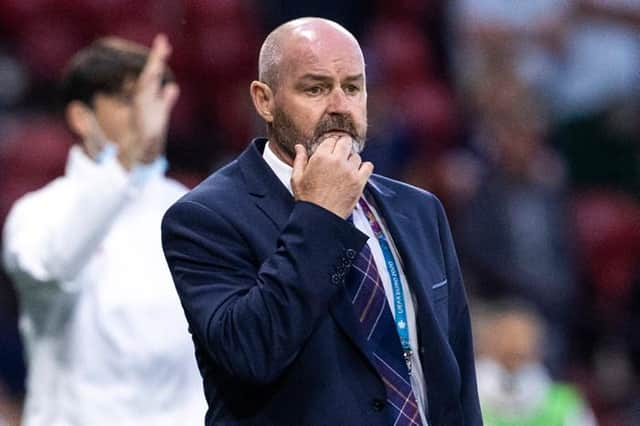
xmin=0 ymin=0 xmax=639 ymax=425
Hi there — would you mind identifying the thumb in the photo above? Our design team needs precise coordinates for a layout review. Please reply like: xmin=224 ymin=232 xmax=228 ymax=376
xmin=291 ymin=144 xmax=308 ymax=185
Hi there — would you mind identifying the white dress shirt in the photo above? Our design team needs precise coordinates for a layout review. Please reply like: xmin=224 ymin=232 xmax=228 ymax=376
xmin=2 ymin=145 xmax=206 ymax=426
xmin=262 ymin=141 xmax=428 ymax=425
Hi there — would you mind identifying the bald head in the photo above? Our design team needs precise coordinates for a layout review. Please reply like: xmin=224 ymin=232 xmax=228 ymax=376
xmin=250 ymin=17 xmax=368 ymax=162
xmin=258 ymin=18 xmax=364 ymax=90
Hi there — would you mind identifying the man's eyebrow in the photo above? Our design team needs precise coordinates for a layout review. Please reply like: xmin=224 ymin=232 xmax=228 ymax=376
xmin=343 ymin=74 xmax=364 ymax=82
xmin=298 ymin=74 xmax=333 ymax=83
xmin=297 ymin=73 xmax=364 ymax=83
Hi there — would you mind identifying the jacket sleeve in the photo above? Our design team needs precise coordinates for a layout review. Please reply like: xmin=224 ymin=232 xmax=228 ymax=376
xmin=161 ymin=199 xmax=369 ymax=385
xmin=435 ymin=199 xmax=483 ymax=425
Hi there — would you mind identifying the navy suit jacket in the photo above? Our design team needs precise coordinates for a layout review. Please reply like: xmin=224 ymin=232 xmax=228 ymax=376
xmin=161 ymin=139 xmax=482 ymax=426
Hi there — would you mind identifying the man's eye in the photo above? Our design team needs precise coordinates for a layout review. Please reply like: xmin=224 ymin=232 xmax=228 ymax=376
xmin=345 ymin=84 xmax=360 ymax=94
xmin=305 ymin=86 xmax=323 ymax=96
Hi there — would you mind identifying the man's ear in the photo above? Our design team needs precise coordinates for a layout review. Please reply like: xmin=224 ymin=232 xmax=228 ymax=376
xmin=250 ymin=81 xmax=275 ymax=123
xmin=65 ymin=101 xmax=92 ymax=139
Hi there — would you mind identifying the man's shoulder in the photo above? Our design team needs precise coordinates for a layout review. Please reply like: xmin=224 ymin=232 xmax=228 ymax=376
xmin=2 ymin=177 xmax=69 ymax=243
xmin=169 ymin=158 xmax=244 ymax=213
xmin=9 ymin=177 xmax=68 ymax=215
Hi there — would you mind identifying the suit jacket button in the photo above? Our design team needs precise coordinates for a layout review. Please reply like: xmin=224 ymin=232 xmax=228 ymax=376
xmin=371 ymin=398 xmax=385 ymax=411
xmin=331 ymin=274 xmax=340 ymax=285
xmin=346 ymin=249 xmax=356 ymax=259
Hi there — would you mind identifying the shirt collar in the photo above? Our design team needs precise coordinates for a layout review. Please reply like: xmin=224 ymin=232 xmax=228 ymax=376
xmin=262 ymin=140 xmax=293 ymax=195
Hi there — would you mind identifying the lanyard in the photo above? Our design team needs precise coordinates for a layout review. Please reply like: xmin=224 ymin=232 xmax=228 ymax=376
xmin=358 ymin=198 xmax=413 ymax=373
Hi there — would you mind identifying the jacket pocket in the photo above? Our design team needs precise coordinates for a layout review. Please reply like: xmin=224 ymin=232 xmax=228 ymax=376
xmin=430 ymin=278 xmax=449 ymax=335
xmin=431 ymin=278 xmax=448 ymax=302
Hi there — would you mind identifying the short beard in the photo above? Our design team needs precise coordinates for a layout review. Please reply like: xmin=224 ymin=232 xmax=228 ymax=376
xmin=268 ymin=107 xmax=366 ymax=159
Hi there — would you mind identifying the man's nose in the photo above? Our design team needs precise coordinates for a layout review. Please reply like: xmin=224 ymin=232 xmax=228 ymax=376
xmin=326 ymin=88 xmax=350 ymax=114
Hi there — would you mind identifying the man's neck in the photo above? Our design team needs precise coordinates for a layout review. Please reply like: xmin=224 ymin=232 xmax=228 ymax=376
xmin=267 ymin=140 xmax=294 ymax=166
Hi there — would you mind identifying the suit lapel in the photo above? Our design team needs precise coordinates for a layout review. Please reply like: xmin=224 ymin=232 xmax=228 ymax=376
xmin=368 ymin=179 xmax=463 ymax=422
xmin=364 ymin=180 xmax=438 ymax=357
xmin=365 ymin=180 xmax=426 ymax=303
xmin=238 ymin=139 xmax=295 ymax=231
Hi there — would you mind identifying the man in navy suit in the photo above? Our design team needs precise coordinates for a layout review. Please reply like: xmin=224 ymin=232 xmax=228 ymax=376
xmin=161 ymin=17 xmax=482 ymax=426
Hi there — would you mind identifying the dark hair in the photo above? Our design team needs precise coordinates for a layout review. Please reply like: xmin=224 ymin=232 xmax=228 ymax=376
xmin=60 ymin=37 xmax=173 ymax=107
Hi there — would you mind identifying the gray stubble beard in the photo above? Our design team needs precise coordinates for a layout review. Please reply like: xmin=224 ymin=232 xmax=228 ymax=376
xmin=268 ymin=107 xmax=366 ymax=159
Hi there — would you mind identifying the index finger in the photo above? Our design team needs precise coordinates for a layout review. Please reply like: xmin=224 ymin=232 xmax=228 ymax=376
xmin=357 ymin=161 xmax=374 ymax=183
xmin=138 ymin=34 xmax=171 ymax=89
xmin=314 ymin=136 xmax=338 ymax=156
xmin=332 ymin=135 xmax=352 ymax=159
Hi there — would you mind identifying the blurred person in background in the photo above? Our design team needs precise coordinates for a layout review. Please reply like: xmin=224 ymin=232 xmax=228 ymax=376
xmin=1 ymin=35 xmax=205 ymax=425
xmin=450 ymin=0 xmax=569 ymax=106
xmin=474 ymin=300 xmax=597 ymax=426
xmin=450 ymin=0 xmax=640 ymax=118
xmin=450 ymin=0 xmax=640 ymax=196
xmin=449 ymin=0 xmax=640 ymax=423
xmin=456 ymin=70 xmax=576 ymax=373
xmin=552 ymin=0 xmax=640 ymax=198
xmin=555 ymin=0 xmax=640 ymax=118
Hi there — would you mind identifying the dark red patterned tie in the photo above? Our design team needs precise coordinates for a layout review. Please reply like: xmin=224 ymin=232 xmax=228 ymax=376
xmin=347 ymin=212 xmax=422 ymax=425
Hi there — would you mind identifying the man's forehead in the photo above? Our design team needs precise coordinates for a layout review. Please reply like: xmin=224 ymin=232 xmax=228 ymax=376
xmin=282 ymin=28 xmax=364 ymax=78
